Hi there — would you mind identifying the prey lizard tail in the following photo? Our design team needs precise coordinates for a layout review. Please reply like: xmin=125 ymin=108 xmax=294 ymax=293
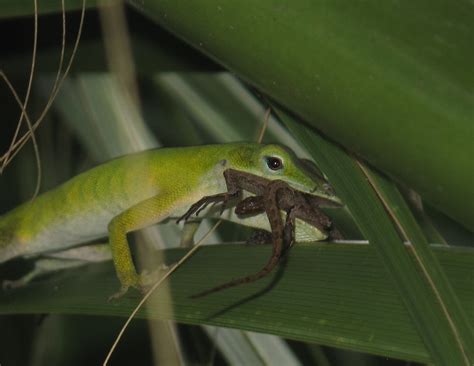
xmin=190 ymin=180 xmax=288 ymax=298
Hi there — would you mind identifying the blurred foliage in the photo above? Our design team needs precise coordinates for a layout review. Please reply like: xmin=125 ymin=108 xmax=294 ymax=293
xmin=0 ymin=2 xmax=472 ymax=365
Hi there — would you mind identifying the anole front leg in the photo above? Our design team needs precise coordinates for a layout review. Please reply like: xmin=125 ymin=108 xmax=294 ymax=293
xmin=108 ymin=192 xmax=193 ymax=299
xmin=114 ymin=170 xmax=282 ymax=298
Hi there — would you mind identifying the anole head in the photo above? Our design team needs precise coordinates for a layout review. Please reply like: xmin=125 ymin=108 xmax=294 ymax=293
xmin=238 ymin=144 xmax=342 ymax=206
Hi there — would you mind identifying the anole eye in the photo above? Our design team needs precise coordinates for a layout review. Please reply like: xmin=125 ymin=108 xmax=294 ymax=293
xmin=266 ymin=156 xmax=283 ymax=171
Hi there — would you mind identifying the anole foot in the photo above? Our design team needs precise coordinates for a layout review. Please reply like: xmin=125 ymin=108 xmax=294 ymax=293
xmin=109 ymin=267 xmax=167 ymax=301
xmin=108 ymin=285 xmax=131 ymax=301
xmin=2 ymin=279 xmax=26 ymax=290
xmin=2 ymin=269 xmax=40 ymax=290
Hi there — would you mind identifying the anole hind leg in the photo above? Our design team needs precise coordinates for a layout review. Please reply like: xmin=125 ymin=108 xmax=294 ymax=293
xmin=2 ymin=243 xmax=112 ymax=289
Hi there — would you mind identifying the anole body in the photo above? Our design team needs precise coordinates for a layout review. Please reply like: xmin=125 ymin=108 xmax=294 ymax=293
xmin=0 ymin=143 xmax=340 ymax=296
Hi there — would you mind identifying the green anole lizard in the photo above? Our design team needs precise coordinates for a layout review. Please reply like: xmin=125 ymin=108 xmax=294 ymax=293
xmin=0 ymin=143 xmax=340 ymax=297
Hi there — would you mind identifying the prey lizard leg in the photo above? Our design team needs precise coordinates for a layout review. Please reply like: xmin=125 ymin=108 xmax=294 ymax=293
xmin=234 ymin=196 xmax=265 ymax=217
xmin=191 ymin=180 xmax=289 ymax=298
xmin=176 ymin=190 xmax=240 ymax=223
xmin=178 ymin=168 xmax=276 ymax=224
xmin=283 ymin=206 xmax=296 ymax=252
xmin=235 ymin=196 xmax=272 ymax=244
xmin=190 ymin=180 xmax=342 ymax=298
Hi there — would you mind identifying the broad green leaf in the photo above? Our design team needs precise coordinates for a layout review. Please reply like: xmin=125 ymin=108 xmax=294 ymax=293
xmin=127 ymin=0 xmax=474 ymax=230
xmin=278 ymin=111 xmax=473 ymax=365
xmin=1 ymin=1 xmax=472 ymax=363
xmin=4 ymin=0 xmax=472 ymax=230
xmin=0 ymin=243 xmax=472 ymax=364
xmin=365 ymin=167 xmax=474 ymax=360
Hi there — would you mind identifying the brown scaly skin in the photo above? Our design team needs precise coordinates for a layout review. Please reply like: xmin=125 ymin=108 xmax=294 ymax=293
xmin=178 ymin=171 xmax=342 ymax=298
xmin=181 ymin=179 xmax=289 ymax=298
xmin=239 ymin=186 xmax=344 ymax=241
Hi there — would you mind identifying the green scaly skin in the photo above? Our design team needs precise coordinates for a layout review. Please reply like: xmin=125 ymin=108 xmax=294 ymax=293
xmin=0 ymin=143 xmax=340 ymax=296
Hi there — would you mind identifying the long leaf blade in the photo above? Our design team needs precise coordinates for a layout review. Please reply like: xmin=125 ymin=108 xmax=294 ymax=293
xmin=278 ymin=110 xmax=472 ymax=365
xmin=0 ymin=244 xmax=472 ymax=363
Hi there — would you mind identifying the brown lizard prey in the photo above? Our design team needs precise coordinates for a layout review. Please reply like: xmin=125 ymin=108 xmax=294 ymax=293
xmin=177 ymin=169 xmax=342 ymax=298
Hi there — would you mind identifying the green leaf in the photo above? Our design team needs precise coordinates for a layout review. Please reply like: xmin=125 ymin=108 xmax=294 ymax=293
xmin=0 ymin=243 xmax=472 ymax=364
xmin=4 ymin=0 xmax=472 ymax=230
xmin=365 ymin=167 xmax=474 ymax=360
xmin=1 ymin=1 xmax=472 ymax=362
xmin=277 ymin=111 xmax=473 ymax=365
xmin=124 ymin=0 xmax=474 ymax=230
